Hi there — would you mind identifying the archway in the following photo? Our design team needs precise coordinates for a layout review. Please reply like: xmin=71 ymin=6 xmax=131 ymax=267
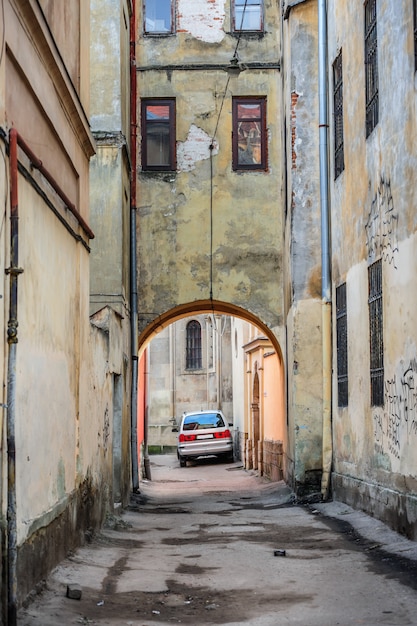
xmin=137 ymin=300 xmax=286 ymax=486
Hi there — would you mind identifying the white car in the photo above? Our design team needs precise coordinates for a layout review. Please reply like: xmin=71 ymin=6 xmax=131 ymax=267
xmin=174 ymin=410 xmax=233 ymax=467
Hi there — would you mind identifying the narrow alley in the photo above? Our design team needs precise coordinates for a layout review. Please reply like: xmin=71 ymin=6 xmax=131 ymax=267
xmin=19 ymin=456 xmax=417 ymax=626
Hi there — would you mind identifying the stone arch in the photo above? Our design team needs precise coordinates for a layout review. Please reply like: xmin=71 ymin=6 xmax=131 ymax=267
xmin=138 ymin=299 xmax=286 ymax=482
xmin=138 ymin=299 xmax=284 ymax=364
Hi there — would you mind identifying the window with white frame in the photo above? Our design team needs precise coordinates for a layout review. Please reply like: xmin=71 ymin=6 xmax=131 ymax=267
xmin=143 ymin=0 xmax=174 ymax=35
xmin=232 ymin=0 xmax=263 ymax=33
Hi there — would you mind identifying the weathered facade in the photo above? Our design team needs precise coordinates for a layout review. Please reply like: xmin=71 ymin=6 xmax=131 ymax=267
xmin=282 ymin=0 xmax=417 ymax=535
xmin=89 ymin=0 xmax=133 ymax=507
xmin=136 ymin=0 xmax=323 ymax=500
xmin=326 ymin=1 xmax=417 ymax=538
xmin=281 ymin=0 xmax=324 ymax=496
xmin=0 ymin=0 xmax=133 ymax=618
xmin=139 ymin=0 xmax=417 ymax=540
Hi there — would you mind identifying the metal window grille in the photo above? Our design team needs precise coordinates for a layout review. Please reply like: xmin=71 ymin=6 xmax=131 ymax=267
xmin=368 ymin=260 xmax=384 ymax=406
xmin=365 ymin=0 xmax=378 ymax=137
xmin=414 ymin=0 xmax=417 ymax=71
xmin=186 ymin=321 xmax=202 ymax=369
xmin=336 ymin=283 xmax=348 ymax=407
xmin=333 ymin=51 xmax=344 ymax=179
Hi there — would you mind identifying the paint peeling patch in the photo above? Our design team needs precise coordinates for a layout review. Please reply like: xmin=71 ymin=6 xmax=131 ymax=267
xmin=177 ymin=125 xmax=218 ymax=172
xmin=178 ymin=0 xmax=226 ymax=43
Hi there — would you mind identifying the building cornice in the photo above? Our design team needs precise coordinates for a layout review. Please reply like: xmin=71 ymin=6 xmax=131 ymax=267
xmin=10 ymin=0 xmax=95 ymax=158
xmin=137 ymin=62 xmax=280 ymax=72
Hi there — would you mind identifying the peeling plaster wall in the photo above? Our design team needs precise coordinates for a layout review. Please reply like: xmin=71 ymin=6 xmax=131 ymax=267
xmin=178 ymin=0 xmax=226 ymax=43
xmin=328 ymin=2 xmax=417 ymax=537
xmin=282 ymin=2 xmax=323 ymax=493
xmin=0 ymin=0 xmax=131 ymax=604
xmin=137 ymin=63 xmax=283 ymax=332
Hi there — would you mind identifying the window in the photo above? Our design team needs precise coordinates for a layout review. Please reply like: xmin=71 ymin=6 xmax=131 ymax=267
xmin=413 ymin=0 xmax=417 ymax=71
xmin=336 ymin=283 xmax=348 ymax=407
xmin=232 ymin=97 xmax=267 ymax=171
xmin=143 ymin=0 xmax=174 ymax=34
xmin=333 ymin=51 xmax=344 ymax=179
xmin=368 ymin=260 xmax=384 ymax=407
xmin=141 ymin=99 xmax=176 ymax=171
xmin=232 ymin=0 xmax=263 ymax=32
xmin=186 ymin=321 xmax=202 ymax=370
xmin=364 ymin=0 xmax=378 ymax=137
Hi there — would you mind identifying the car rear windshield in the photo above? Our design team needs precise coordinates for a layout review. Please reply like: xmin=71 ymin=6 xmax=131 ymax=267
xmin=183 ymin=413 xmax=226 ymax=430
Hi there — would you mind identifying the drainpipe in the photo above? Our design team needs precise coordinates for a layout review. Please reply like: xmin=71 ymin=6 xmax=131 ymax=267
xmin=130 ymin=6 xmax=139 ymax=492
xmin=6 ymin=127 xmax=21 ymax=626
xmin=318 ymin=0 xmax=332 ymax=499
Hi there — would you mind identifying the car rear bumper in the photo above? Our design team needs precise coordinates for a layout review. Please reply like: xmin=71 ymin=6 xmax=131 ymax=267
xmin=178 ymin=440 xmax=233 ymax=458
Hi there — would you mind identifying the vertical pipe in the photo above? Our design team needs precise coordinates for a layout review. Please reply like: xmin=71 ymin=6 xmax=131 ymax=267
xmin=318 ymin=0 xmax=332 ymax=498
xmin=7 ymin=128 xmax=20 ymax=626
xmin=130 ymin=5 xmax=139 ymax=492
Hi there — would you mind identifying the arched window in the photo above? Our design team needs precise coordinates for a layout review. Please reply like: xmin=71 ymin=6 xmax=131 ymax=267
xmin=186 ymin=320 xmax=202 ymax=369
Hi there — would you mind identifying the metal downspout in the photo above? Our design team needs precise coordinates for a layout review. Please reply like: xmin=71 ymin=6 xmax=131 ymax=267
xmin=318 ymin=0 xmax=332 ymax=499
xmin=130 ymin=6 xmax=139 ymax=492
xmin=7 ymin=128 xmax=21 ymax=626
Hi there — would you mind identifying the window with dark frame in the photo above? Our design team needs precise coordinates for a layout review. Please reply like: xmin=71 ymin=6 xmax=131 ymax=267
xmin=413 ymin=0 xmax=417 ymax=71
xmin=232 ymin=0 xmax=263 ymax=32
xmin=232 ymin=97 xmax=267 ymax=171
xmin=143 ymin=0 xmax=174 ymax=35
xmin=333 ymin=50 xmax=345 ymax=179
xmin=364 ymin=0 xmax=378 ymax=137
xmin=186 ymin=321 xmax=202 ymax=370
xmin=141 ymin=99 xmax=176 ymax=171
xmin=336 ymin=283 xmax=348 ymax=407
xmin=368 ymin=260 xmax=384 ymax=407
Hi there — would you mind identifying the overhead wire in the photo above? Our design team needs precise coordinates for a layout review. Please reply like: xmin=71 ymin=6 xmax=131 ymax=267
xmin=209 ymin=0 xmax=249 ymax=301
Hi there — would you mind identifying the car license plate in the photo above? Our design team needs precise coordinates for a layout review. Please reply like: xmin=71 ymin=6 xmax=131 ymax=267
xmin=197 ymin=434 xmax=213 ymax=439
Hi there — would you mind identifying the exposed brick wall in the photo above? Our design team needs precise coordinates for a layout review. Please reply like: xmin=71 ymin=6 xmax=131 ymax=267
xmin=262 ymin=439 xmax=283 ymax=482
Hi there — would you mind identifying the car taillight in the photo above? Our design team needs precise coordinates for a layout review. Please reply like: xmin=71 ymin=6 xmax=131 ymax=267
xmin=179 ymin=433 xmax=197 ymax=442
xmin=214 ymin=429 xmax=231 ymax=439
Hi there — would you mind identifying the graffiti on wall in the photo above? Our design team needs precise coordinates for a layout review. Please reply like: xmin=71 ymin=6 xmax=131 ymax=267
xmin=365 ymin=177 xmax=399 ymax=267
xmin=373 ymin=359 xmax=417 ymax=459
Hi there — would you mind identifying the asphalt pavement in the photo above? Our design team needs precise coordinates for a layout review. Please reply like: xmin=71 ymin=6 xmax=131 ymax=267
xmin=18 ymin=454 xmax=417 ymax=625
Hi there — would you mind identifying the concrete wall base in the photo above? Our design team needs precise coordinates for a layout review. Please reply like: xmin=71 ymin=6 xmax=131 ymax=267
xmin=17 ymin=471 xmax=110 ymax=605
xmin=332 ymin=472 xmax=417 ymax=541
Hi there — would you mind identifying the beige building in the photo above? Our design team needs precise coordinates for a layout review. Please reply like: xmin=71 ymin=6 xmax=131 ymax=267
xmin=2 ymin=0 xmax=417 ymax=617
xmin=139 ymin=0 xmax=417 ymax=539
xmin=326 ymin=1 xmax=417 ymax=538
xmin=282 ymin=0 xmax=417 ymax=535
xmin=0 ymin=0 xmax=134 ymax=617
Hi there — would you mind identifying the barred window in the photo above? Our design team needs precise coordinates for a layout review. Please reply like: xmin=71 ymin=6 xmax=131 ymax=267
xmin=368 ymin=260 xmax=384 ymax=406
xmin=333 ymin=51 xmax=344 ymax=179
xmin=336 ymin=283 xmax=348 ymax=407
xmin=365 ymin=0 xmax=378 ymax=137
xmin=186 ymin=321 xmax=202 ymax=370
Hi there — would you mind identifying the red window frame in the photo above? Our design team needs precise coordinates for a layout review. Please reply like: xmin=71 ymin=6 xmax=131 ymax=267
xmin=232 ymin=97 xmax=267 ymax=171
xmin=141 ymin=98 xmax=176 ymax=172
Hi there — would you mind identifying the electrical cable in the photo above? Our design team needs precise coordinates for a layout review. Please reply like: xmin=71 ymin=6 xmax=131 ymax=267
xmin=208 ymin=0 xmax=248 ymax=302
